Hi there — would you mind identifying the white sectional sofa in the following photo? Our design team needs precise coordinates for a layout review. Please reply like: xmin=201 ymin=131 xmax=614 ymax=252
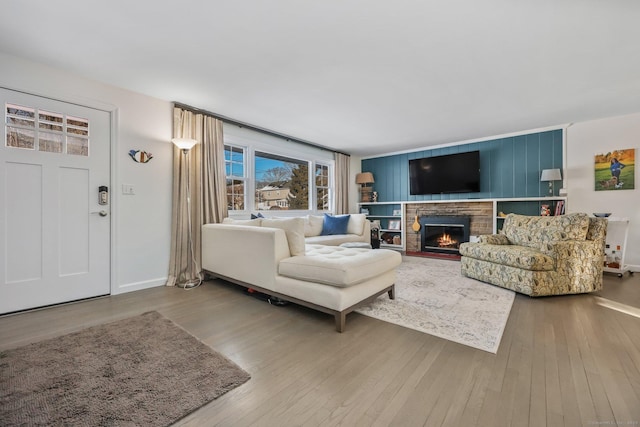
xmin=202 ymin=216 xmax=401 ymax=332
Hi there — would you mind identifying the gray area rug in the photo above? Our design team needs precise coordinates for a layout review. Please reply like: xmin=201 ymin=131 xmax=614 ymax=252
xmin=0 ymin=311 xmax=250 ymax=426
xmin=356 ymin=256 xmax=515 ymax=353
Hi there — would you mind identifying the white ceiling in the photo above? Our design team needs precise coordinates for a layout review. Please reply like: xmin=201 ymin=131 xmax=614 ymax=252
xmin=2 ymin=0 xmax=640 ymax=156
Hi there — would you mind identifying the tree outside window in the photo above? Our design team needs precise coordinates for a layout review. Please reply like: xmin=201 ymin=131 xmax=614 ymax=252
xmin=255 ymin=151 xmax=308 ymax=211
xmin=224 ymin=144 xmax=246 ymax=210
xmin=315 ymin=163 xmax=330 ymax=211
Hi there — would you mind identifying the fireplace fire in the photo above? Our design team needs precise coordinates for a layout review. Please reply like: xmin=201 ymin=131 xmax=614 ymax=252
xmin=437 ymin=233 xmax=458 ymax=248
xmin=419 ymin=216 xmax=470 ymax=255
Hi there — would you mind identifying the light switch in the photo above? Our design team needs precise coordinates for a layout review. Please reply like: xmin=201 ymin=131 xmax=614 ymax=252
xmin=122 ymin=184 xmax=135 ymax=195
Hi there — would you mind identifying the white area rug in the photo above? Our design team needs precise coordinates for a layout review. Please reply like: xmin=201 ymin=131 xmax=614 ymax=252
xmin=356 ymin=256 xmax=515 ymax=353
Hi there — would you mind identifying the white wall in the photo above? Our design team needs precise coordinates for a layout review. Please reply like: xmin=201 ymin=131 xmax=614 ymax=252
xmin=0 ymin=52 xmax=174 ymax=294
xmin=567 ymin=112 xmax=640 ymax=269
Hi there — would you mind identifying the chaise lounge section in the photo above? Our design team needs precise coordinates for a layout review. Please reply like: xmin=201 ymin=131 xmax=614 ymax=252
xmin=459 ymin=213 xmax=607 ymax=296
xmin=202 ymin=218 xmax=401 ymax=331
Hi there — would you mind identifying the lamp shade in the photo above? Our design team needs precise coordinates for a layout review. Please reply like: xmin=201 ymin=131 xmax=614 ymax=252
xmin=355 ymin=172 xmax=375 ymax=184
xmin=540 ymin=168 xmax=562 ymax=182
xmin=171 ymin=138 xmax=198 ymax=151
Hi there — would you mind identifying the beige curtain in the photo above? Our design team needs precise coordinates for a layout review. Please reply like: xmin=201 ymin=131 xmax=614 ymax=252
xmin=334 ymin=152 xmax=350 ymax=214
xmin=167 ymin=107 xmax=228 ymax=287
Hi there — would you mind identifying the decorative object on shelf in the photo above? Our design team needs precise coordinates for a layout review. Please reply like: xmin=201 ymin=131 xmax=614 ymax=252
xmin=540 ymin=204 xmax=551 ymax=216
xmin=372 ymin=191 xmax=378 ymax=202
xmin=388 ymin=219 xmax=401 ymax=230
xmin=554 ymin=200 xmax=565 ymax=216
xmin=381 ymin=232 xmax=394 ymax=244
xmin=370 ymin=224 xmax=381 ymax=249
xmin=593 ymin=212 xmax=612 ymax=218
xmin=595 ymin=148 xmax=635 ymax=192
xmin=355 ymin=172 xmax=375 ymax=202
xmin=128 ymin=149 xmax=153 ymax=163
xmin=359 ymin=207 xmax=370 ymax=215
xmin=393 ymin=235 xmax=401 ymax=245
xmin=412 ymin=216 xmax=421 ymax=233
xmin=540 ymin=168 xmax=562 ymax=196
xmin=393 ymin=209 xmax=402 ymax=216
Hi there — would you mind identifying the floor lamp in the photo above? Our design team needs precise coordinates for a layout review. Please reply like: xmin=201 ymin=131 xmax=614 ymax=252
xmin=171 ymin=138 xmax=200 ymax=289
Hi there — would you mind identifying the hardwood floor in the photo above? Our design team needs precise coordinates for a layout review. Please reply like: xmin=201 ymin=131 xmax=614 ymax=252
xmin=1 ymin=270 xmax=639 ymax=426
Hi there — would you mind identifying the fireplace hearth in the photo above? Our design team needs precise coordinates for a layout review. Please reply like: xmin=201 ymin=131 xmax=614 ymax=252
xmin=419 ymin=216 xmax=470 ymax=255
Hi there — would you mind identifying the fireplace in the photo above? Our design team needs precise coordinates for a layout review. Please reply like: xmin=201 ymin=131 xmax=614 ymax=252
xmin=419 ymin=216 xmax=470 ymax=255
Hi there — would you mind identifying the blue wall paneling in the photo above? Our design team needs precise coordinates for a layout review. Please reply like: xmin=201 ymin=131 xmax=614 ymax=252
xmin=361 ymin=129 xmax=563 ymax=203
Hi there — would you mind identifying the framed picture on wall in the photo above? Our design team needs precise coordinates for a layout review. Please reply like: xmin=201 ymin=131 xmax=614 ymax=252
xmin=392 ymin=209 xmax=402 ymax=216
xmin=387 ymin=220 xmax=401 ymax=230
xmin=594 ymin=148 xmax=635 ymax=191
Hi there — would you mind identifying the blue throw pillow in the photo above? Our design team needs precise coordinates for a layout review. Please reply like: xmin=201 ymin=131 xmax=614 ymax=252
xmin=321 ymin=214 xmax=350 ymax=235
xmin=250 ymin=212 xmax=265 ymax=219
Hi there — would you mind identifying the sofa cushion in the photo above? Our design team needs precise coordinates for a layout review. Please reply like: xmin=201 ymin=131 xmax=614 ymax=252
xmin=278 ymin=244 xmax=402 ymax=287
xmin=502 ymin=213 xmax=590 ymax=250
xmin=305 ymin=234 xmax=367 ymax=246
xmin=346 ymin=213 xmax=367 ymax=236
xmin=304 ymin=215 xmax=324 ymax=237
xmin=321 ymin=214 xmax=350 ymax=235
xmin=222 ymin=217 xmax=262 ymax=226
xmin=459 ymin=242 xmax=555 ymax=271
xmin=262 ymin=217 xmax=306 ymax=256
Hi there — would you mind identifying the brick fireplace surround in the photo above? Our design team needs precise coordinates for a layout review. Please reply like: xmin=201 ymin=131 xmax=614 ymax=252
xmin=404 ymin=202 xmax=494 ymax=254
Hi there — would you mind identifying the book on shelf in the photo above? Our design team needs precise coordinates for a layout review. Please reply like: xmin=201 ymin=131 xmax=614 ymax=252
xmin=554 ymin=200 xmax=565 ymax=216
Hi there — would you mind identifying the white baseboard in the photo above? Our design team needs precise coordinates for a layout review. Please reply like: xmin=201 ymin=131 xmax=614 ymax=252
xmin=113 ymin=277 xmax=167 ymax=295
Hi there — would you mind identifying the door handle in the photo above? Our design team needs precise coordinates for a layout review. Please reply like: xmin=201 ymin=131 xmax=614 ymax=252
xmin=90 ymin=210 xmax=108 ymax=217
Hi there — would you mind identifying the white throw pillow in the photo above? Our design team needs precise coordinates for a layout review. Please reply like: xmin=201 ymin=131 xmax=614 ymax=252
xmin=347 ymin=214 xmax=366 ymax=236
xmin=304 ymin=215 xmax=324 ymax=237
xmin=222 ymin=217 xmax=262 ymax=226
xmin=262 ymin=217 xmax=306 ymax=256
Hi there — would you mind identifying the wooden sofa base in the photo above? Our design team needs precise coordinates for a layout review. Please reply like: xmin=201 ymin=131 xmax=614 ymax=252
xmin=204 ymin=270 xmax=395 ymax=332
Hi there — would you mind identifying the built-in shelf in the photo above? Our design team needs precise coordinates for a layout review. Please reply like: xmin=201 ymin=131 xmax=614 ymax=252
xmin=359 ymin=197 xmax=569 ymax=249
xmin=358 ymin=202 xmax=404 ymax=251
xmin=603 ymin=217 xmax=632 ymax=277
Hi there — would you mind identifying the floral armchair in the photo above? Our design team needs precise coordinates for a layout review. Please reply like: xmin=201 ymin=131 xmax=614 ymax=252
xmin=459 ymin=213 xmax=607 ymax=296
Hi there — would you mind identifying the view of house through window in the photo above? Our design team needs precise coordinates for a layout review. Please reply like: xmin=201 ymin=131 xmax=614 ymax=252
xmin=224 ymin=138 xmax=333 ymax=213
xmin=255 ymin=151 xmax=308 ymax=211
xmin=315 ymin=163 xmax=330 ymax=210
xmin=224 ymin=144 xmax=246 ymax=210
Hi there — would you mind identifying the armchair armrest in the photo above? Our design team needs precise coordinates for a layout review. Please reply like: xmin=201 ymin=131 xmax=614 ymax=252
xmin=548 ymin=240 xmax=604 ymax=293
xmin=479 ymin=234 xmax=510 ymax=245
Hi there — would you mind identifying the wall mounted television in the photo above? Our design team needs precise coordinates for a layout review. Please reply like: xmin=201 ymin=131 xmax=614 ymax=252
xmin=409 ymin=151 xmax=481 ymax=195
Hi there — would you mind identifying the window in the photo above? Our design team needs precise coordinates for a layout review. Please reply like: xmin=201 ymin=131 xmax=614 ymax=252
xmin=224 ymin=144 xmax=246 ymax=210
xmin=255 ymin=151 xmax=308 ymax=211
xmin=223 ymin=125 xmax=335 ymax=213
xmin=5 ymin=103 xmax=89 ymax=156
xmin=315 ymin=163 xmax=330 ymax=211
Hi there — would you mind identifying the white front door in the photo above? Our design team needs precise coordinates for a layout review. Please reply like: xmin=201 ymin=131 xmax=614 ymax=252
xmin=0 ymin=89 xmax=111 ymax=314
